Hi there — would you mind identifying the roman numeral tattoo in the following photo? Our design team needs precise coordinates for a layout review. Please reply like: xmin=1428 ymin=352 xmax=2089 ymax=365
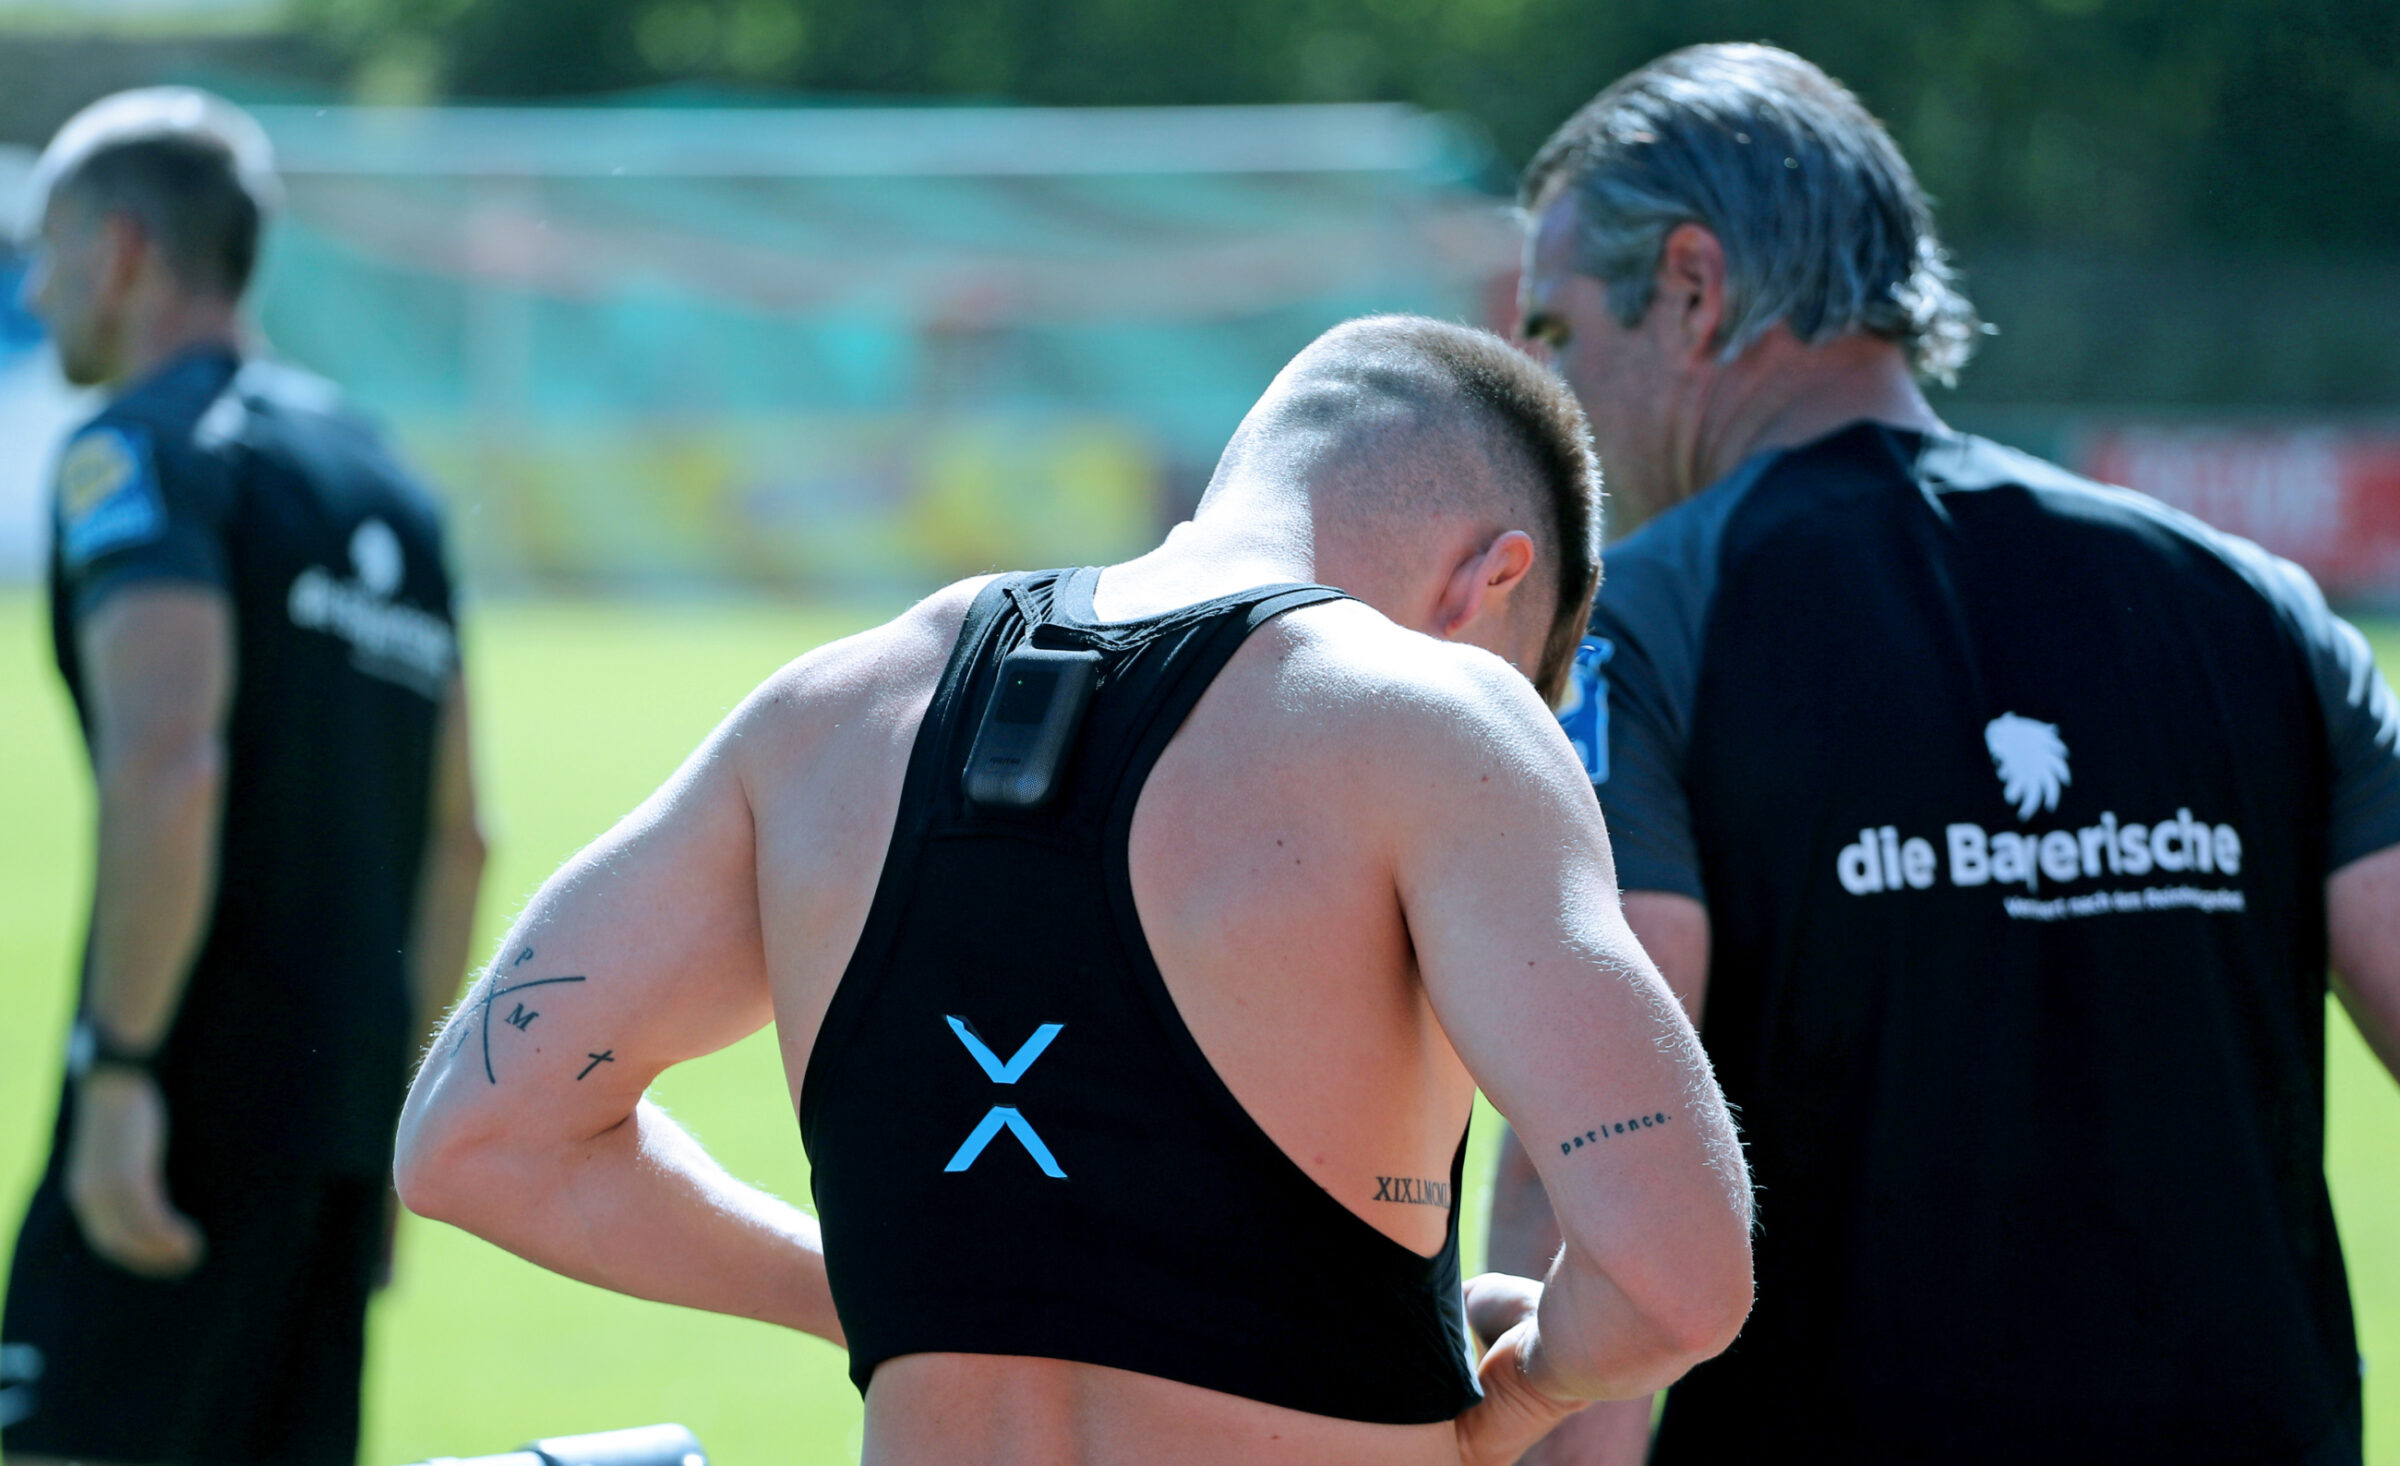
xmin=1372 ymin=1176 xmax=1452 ymax=1207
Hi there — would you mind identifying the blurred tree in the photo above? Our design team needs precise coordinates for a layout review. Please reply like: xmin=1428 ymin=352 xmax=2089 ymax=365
xmin=291 ymin=0 xmax=2398 ymax=252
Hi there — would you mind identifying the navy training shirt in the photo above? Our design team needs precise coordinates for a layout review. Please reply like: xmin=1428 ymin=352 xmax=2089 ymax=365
xmin=1564 ymin=422 xmax=2400 ymax=1464
xmin=47 ymin=346 xmax=459 ymax=1178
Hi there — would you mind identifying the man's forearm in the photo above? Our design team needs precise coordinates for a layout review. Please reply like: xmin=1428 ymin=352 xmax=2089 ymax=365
xmin=85 ymin=737 xmax=223 ymax=1048
xmin=2334 ymin=971 xmax=2400 ymax=1080
xmin=1493 ymin=1126 xmax=1660 ymax=1464
xmin=2329 ymin=845 xmax=2400 ymax=1083
xmin=1489 ymin=1124 xmax=1565 ymax=1279
xmin=1495 ymin=1123 xmax=1708 ymax=1399
xmin=1517 ymin=1398 xmax=1655 ymax=1466
xmin=399 ymin=1096 xmax=843 ymax=1345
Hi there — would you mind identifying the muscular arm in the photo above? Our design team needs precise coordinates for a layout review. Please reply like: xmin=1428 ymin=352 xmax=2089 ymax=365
xmin=407 ymin=676 xmax=486 ymax=1048
xmin=2330 ymin=842 xmax=2400 ymax=1081
xmin=1488 ymin=892 xmax=1710 ymax=1280
xmin=396 ymin=581 xmax=987 ymax=1344
xmin=1393 ymin=656 xmax=1750 ymax=1456
xmin=1484 ymin=890 xmax=1711 ymax=1465
xmin=393 ymin=687 xmax=841 ymax=1341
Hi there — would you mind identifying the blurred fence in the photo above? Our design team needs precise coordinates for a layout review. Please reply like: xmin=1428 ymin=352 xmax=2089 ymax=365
xmin=236 ymin=102 xmax=1508 ymax=593
xmin=0 ymin=102 xmax=1516 ymax=592
xmin=3 ymin=102 xmax=2399 ymax=606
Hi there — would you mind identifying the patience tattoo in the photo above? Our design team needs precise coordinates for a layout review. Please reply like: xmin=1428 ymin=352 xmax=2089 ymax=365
xmin=1560 ymin=1111 xmax=1673 ymax=1156
xmin=450 ymin=946 xmax=588 ymax=1084
xmin=1372 ymin=1176 xmax=1452 ymax=1208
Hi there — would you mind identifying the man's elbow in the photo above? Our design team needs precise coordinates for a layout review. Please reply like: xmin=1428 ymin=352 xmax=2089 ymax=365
xmin=98 ymin=729 xmax=225 ymax=817
xmin=392 ymin=1102 xmax=511 ymax=1232
xmin=447 ymin=811 xmax=490 ymax=877
xmin=1570 ymin=1222 xmax=1752 ymax=1392
xmin=390 ymin=1114 xmax=462 ymax=1224
xmin=1638 ymin=1232 xmax=1754 ymax=1370
xmin=1654 ymin=1266 xmax=1752 ymax=1365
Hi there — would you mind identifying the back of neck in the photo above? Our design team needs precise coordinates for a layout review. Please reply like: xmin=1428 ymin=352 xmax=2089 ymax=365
xmin=112 ymin=303 xmax=241 ymax=393
xmin=1700 ymin=333 xmax=1945 ymax=490
xmin=1091 ymin=490 xmax=1318 ymax=622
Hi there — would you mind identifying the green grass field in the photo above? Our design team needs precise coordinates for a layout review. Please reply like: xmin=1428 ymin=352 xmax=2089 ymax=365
xmin=1 ymin=591 xmax=2396 ymax=1464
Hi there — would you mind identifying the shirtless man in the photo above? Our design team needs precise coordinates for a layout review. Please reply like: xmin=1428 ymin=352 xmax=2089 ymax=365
xmin=394 ymin=315 xmax=1753 ymax=1466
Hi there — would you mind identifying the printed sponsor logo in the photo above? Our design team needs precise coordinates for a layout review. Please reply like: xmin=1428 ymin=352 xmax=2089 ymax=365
xmin=1986 ymin=712 xmax=2068 ymax=819
xmin=60 ymin=431 xmax=137 ymax=518
xmin=350 ymin=516 xmax=404 ymax=596
xmin=287 ymin=517 xmax=455 ymax=698
xmin=1834 ymin=715 xmax=2245 ymax=922
xmin=943 ymin=1016 xmax=1068 ymax=1178
xmin=56 ymin=426 xmax=165 ymax=566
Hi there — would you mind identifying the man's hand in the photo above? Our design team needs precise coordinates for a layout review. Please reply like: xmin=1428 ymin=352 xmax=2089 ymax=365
xmin=64 ymin=1069 xmax=204 ymax=1278
xmin=1454 ymin=1272 xmax=1585 ymax=1466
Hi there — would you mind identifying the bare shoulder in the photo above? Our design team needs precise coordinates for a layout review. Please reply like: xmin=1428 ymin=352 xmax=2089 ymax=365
xmin=723 ymin=576 xmax=995 ymax=777
xmin=1260 ymin=599 xmax=1582 ymax=789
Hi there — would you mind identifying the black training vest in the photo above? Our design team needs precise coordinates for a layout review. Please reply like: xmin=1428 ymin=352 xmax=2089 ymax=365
xmin=800 ymin=569 xmax=1481 ymax=1424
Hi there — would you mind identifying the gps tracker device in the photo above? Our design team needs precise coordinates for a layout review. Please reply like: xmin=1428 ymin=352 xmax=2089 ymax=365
xmin=964 ymin=646 xmax=1103 ymax=809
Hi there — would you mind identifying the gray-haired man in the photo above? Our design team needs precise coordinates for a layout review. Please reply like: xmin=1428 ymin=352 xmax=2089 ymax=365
xmin=1491 ymin=42 xmax=2400 ymax=1466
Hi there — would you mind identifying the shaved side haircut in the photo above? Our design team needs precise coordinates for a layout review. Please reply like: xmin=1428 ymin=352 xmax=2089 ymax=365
xmin=1229 ymin=316 xmax=1602 ymax=702
xmin=51 ymin=132 xmax=264 ymax=299
xmin=32 ymin=91 xmax=280 ymax=302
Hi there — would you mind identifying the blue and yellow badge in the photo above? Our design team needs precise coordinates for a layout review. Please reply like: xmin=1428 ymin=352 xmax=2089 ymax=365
xmin=56 ymin=425 xmax=165 ymax=568
xmin=1554 ymin=636 xmax=1613 ymax=785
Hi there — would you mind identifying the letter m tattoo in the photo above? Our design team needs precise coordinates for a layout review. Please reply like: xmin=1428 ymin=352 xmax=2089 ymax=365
xmin=943 ymin=1016 xmax=1068 ymax=1178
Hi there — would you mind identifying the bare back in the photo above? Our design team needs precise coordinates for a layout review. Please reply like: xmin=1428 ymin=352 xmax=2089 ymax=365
xmin=399 ymin=567 xmax=1738 ymax=1466
xmin=740 ymin=570 xmax=1584 ymax=1462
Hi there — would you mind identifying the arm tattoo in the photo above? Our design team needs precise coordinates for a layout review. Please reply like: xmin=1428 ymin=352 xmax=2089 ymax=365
xmin=1372 ymin=1176 xmax=1453 ymax=1207
xmin=449 ymin=946 xmax=588 ymax=1084
xmin=1559 ymin=1110 xmax=1674 ymax=1156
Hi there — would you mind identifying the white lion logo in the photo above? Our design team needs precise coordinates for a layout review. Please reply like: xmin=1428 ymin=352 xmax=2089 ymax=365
xmin=350 ymin=518 xmax=403 ymax=598
xmin=1985 ymin=713 xmax=2070 ymax=820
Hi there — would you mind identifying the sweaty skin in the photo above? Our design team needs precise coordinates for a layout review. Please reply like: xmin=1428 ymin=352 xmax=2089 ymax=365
xmin=400 ymin=330 xmax=1753 ymax=1465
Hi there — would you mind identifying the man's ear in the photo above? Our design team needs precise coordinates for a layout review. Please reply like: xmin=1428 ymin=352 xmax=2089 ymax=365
xmin=1655 ymin=222 xmax=1728 ymax=366
xmin=97 ymin=212 xmax=148 ymax=300
xmin=1435 ymin=529 xmax=1538 ymax=640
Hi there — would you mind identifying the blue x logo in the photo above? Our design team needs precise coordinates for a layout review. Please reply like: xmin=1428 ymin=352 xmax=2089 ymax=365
xmin=943 ymin=1016 xmax=1067 ymax=1178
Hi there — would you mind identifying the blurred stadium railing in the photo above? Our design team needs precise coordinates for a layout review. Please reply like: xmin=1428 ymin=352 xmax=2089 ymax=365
xmin=0 ymin=102 xmax=1514 ymax=597
xmin=2 ymin=103 xmax=2396 ymax=607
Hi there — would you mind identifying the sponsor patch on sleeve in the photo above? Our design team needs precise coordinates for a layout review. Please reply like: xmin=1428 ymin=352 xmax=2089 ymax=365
xmin=56 ymin=425 xmax=166 ymax=568
xmin=1554 ymin=636 xmax=1614 ymax=785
